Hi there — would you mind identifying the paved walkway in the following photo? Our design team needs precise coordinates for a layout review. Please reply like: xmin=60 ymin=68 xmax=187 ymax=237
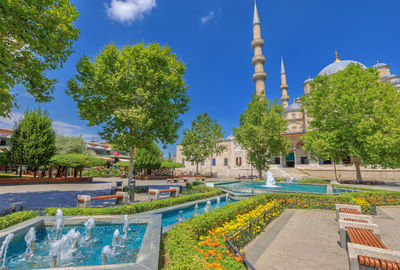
xmin=244 ymin=209 xmax=348 ymax=270
xmin=0 ymin=177 xmax=188 ymax=211
xmin=374 ymin=206 xmax=400 ymax=250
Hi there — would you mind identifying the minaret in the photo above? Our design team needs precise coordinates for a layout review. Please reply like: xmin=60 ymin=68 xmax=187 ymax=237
xmin=280 ymin=57 xmax=289 ymax=108
xmin=251 ymin=0 xmax=267 ymax=96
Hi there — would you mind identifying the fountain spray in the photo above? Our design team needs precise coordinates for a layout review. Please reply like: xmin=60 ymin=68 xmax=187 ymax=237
xmin=123 ymin=215 xmax=129 ymax=239
xmin=216 ymin=196 xmax=221 ymax=208
xmin=101 ymin=245 xmax=112 ymax=265
xmin=194 ymin=204 xmax=199 ymax=216
xmin=112 ymin=229 xmax=120 ymax=251
xmin=0 ymin=233 xmax=14 ymax=269
xmin=225 ymin=193 xmax=229 ymax=203
xmin=49 ymin=239 xmax=62 ymax=268
xmin=84 ymin=217 xmax=95 ymax=240
xmin=24 ymin=227 xmax=37 ymax=257
xmin=204 ymin=200 xmax=211 ymax=213
xmin=55 ymin=208 xmax=64 ymax=240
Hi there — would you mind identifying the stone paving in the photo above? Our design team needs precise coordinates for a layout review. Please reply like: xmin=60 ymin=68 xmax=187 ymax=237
xmin=245 ymin=209 xmax=348 ymax=270
xmin=0 ymin=177 xmax=188 ymax=211
xmin=374 ymin=206 xmax=400 ymax=250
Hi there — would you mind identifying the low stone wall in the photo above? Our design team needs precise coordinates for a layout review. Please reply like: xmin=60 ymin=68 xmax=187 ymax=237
xmin=0 ymin=177 xmax=93 ymax=185
xmin=135 ymin=175 xmax=174 ymax=180
xmin=300 ymin=168 xmax=400 ymax=181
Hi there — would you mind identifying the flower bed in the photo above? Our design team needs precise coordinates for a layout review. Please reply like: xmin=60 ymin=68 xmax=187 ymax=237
xmin=196 ymin=200 xmax=282 ymax=270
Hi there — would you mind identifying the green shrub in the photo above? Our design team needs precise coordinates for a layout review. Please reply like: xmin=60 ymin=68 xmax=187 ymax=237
xmin=45 ymin=187 xmax=222 ymax=216
xmin=0 ymin=211 xmax=38 ymax=230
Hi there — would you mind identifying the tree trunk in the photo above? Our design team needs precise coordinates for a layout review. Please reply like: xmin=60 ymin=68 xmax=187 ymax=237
xmin=33 ymin=168 xmax=37 ymax=178
xmin=258 ymin=170 xmax=262 ymax=179
xmin=49 ymin=166 xmax=53 ymax=178
xmin=353 ymin=157 xmax=362 ymax=181
xmin=333 ymin=158 xmax=338 ymax=182
xmin=80 ymin=168 xmax=82 ymax=178
xmin=19 ymin=166 xmax=22 ymax=177
xmin=5 ymin=164 xmax=7 ymax=173
xmin=128 ymin=146 xmax=136 ymax=202
xmin=196 ymin=162 xmax=199 ymax=174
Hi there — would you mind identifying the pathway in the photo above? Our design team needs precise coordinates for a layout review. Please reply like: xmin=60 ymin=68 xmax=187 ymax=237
xmin=244 ymin=209 xmax=348 ymax=270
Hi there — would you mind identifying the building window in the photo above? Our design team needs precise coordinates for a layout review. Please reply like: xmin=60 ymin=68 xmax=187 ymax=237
xmin=191 ymin=161 xmax=194 ymax=166
xmin=292 ymin=113 xmax=296 ymax=119
xmin=236 ymin=157 xmax=242 ymax=167
xmin=182 ymin=159 xmax=185 ymax=165
xmin=212 ymin=159 xmax=216 ymax=166
xmin=0 ymin=140 xmax=6 ymax=146
xmin=301 ymin=157 xmax=309 ymax=164
xmin=274 ymin=157 xmax=280 ymax=164
xmin=224 ymin=158 xmax=228 ymax=166
xmin=292 ymin=126 xmax=297 ymax=131
xmin=201 ymin=161 xmax=205 ymax=166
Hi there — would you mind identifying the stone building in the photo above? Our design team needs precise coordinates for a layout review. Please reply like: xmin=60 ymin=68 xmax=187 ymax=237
xmin=175 ymin=1 xmax=400 ymax=180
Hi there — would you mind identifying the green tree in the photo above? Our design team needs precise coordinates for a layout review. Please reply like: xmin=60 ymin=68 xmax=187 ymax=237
xmin=55 ymin=135 xmax=94 ymax=155
xmin=9 ymin=108 xmax=56 ymax=177
xmin=302 ymin=63 xmax=400 ymax=181
xmin=181 ymin=113 xmax=225 ymax=174
xmin=50 ymin=153 xmax=105 ymax=177
xmin=233 ymin=92 xmax=290 ymax=178
xmin=134 ymin=143 xmax=162 ymax=174
xmin=67 ymin=43 xmax=190 ymax=201
xmin=0 ymin=0 xmax=80 ymax=116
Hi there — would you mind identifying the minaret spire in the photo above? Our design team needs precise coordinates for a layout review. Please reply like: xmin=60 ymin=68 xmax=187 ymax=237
xmin=280 ymin=57 xmax=289 ymax=108
xmin=251 ymin=0 xmax=267 ymax=96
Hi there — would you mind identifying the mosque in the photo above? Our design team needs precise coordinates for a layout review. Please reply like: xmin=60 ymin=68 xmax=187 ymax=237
xmin=175 ymin=1 xmax=400 ymax=180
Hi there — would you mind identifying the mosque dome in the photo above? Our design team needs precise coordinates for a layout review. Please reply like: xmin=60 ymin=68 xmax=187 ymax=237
xmin=373 ymin=62 xmax=389 ymax=68
xmin=318 ymin=60 xmax=367 ymax=76
xmin=303 ymin=78 xmax=313 ymax=84
xmin=284 ymin=102 xmax=302 ymax=113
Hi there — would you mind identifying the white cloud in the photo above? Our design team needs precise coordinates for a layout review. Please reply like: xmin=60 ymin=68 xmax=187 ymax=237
xmin=0 ymin=112 xmax=100 ymax=140
xmin=200 ymin=11 xmax=215 ymax=25
xmin=105 ymin=0 xmax=156 ymax=24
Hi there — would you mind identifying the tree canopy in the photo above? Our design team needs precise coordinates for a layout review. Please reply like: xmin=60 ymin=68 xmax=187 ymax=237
xmin=302 ymin=63 xmax=400 ymax=180
xmin=9 ymin=108 xmax=56 ymax=177
xmin=50 ymin=153 xmax=105 ymax=168
xmin=133 ymin=143 xmax=163 ymax=170
xmin=55 ymin=135 xmax=94 ymax=155
xmin=181 ymin=113 xmax=225 ymax=173
xmin=233 ymin=92 xmax=289 ymax=177
xmin=0 ymin=0 xmax=80 ymax=116
xmin=67 ymin=42 xmax=190 ymax=200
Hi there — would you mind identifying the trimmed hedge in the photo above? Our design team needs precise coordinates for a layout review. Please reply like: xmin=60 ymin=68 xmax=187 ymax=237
xmin=45 ymin=186 xmax=222 ymax=216
xmin=164 ymin=191 xmax=400 ymax=269
xmin=0 ymin=211 xmax=38 ymax=230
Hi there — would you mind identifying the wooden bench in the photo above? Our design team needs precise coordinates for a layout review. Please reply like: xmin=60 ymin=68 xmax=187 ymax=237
xmin=340 ymin=208 xmax=362 ymax=215
xmin=148 ymin=187 xmax=180 ymax=200
xmin=346 ymin=227 xmax=386 ymax=249
xmin=77 ymin=192 xmax=129 ymax=208
xmin=358 ymin=255 xmax=400 ymax=269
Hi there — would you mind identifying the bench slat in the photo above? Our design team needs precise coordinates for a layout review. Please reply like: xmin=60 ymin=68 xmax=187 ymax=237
xmin=358 ymin=255 xmax=400 ymax=270
xmin=340 ymin=208 xmax=361 ymax=215
xmin=347 ymin=227 xmax=386 ymax=249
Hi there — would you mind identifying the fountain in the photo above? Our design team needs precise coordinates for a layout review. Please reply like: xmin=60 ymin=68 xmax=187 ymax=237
xmin=264 ymin=171 xmax=277 ymax=187
xmin=193 ymin=204 xmax=199 ymax=217
xmin=204 ymin=200 xmax=211 ymax=213
xmin=24 ymin=227 xmax=36 ymax=257
xmin=225 ymin=193 xmax=229 ymax=203
xmin=123 ymin=215 xmax=129 ymax=239
xmin=112 ymin=229 xmax=120 ymax=252
xmin=216 ymin=196 xmax=221 ymax=208
xmin=0 ymin=233 xmax=14 ymax=269
xmin=84 ymin=217 xmax=95 ymax=240
xmin=55 ymin=208 xmax=64 ymax=240
xmin=101 ymin=245 xmax=112 ymax=265
xmin=49 ymin=239 xmax=62 ymax=268
xmin=176 ymin=210 xmax=186 ymax=222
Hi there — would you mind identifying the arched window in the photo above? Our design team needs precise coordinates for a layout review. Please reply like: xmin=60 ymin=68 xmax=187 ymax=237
xmin=292 ymin=113 xmax=296 ymax=119
xmin=292 ymin=126 xmax=297 ymax=131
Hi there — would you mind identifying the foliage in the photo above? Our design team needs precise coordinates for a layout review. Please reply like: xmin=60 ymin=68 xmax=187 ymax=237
xmin=0 ymin=173 xmax=32 ymax=178
xmin=81 ymin=166 xmax=121 ymax=178
xmin=233 ymin=92 xmax=290 ymax=177
xmin=0 ymin=211 xmax=38 ymax=230
xmin=0 ymin=151 xmax=10 ymax=165
xmin=50 ymin=153 xmax=105 ymax=168
xmin=45 ymin=187 xmax=222 ymax=216
xmin=67 ymin=42 xmax=190 ymax=199
xmin=0 ymin=0 xmax=80 ymax=116
xmin=134 ymin=144 xmax=162 ymax=170
xmin=181 ymin=113 xmax=225 ymax=173
xmin=161 ymin=161 xmax=185 ymax=169
xmin=55 ymin=135 xmax=93 ymax=155
xmin=302 ymin=64 xmax=400 ymax=180
xmin=9 ymin=108 xmax=56 ymax=177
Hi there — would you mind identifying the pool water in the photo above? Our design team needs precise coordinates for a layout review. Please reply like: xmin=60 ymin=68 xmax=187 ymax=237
xmin=161 ymin=197 xmax=235 ymax=227
xmin=5 ymin=223 xmax=147 ymax=269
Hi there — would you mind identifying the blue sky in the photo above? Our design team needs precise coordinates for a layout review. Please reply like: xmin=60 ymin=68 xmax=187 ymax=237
xmin=1 ymin=0 xmax=399 ymax=157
